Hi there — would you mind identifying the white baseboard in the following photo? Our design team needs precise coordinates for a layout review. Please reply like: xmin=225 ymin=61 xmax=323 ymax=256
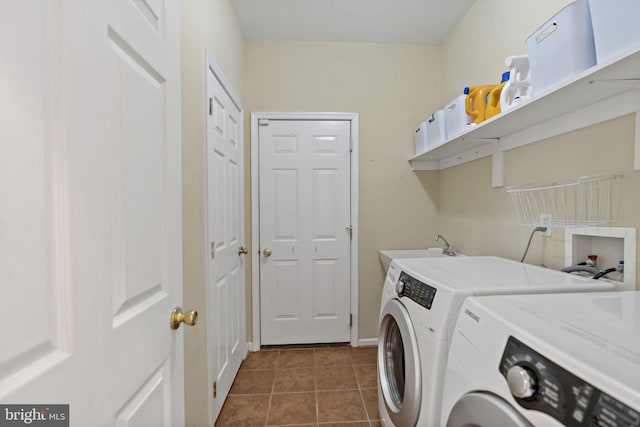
xmin=358 ymin=338 xmax=378 ymax=347
xmin=246 ymin=338 xmax=378 ymax=351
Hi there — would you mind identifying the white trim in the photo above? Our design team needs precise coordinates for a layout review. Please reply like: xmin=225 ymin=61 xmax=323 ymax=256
xmin=635 ymin=111 xmax=640 ymax=171
xmin=248 ymin=338 xmax=375 ymax=350
xmin=250 ymin=112 xmax=360 ymax=350
xmin=358 ymin=338 xmax=378 ymax=347
xmin=205 ymin=50 xmax=243 ymax=112
xmin=202 ymin=52 xmax=213 ymax=426
xmin=250 ymin=113 xmax=261 ymax=351
xmin=252 ymin=111 xmax=356 ymax=121
xmin=204 ymin=50 xmax=246 ymax=422
xmin=350 ymin=114 xmax=360 ymax=347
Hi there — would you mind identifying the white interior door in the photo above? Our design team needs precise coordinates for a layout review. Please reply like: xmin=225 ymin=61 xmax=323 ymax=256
xmin=0 ymin=1 xmax=184 ymax=425
xmin=259 ymin=120 xmax=351 ymax=345
xmin=206 ymin=61 xmax=246 ymax=422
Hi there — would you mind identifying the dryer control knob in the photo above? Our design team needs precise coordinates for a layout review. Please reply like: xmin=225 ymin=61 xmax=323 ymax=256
xmin=507 ymin=365 xmax=537 ymax=399
xmin=395 ymin=280 xmax=406 ymax=295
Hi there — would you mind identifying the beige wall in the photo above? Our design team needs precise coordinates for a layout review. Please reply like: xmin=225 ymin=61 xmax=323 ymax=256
xmin=181 ymin=1 xmax=244 ymax=425
xmin=179 ymin=7 xmax=639 ymax=424
xmin=442 ymin=0 xmax=570 ymax=102
xmin=438 ymin=116 xmax=640 ymax=273
xmin=439 ymin=0 xmax=640 ymax=285
xmin=244 ymin=41 xmax=443 ymax=339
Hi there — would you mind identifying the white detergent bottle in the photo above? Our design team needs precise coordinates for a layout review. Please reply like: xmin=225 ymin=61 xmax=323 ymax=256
xmin=612 ymin=260 xmax=625 ymax=283
xmin=500 ymin=55 xmax=532 ymax=112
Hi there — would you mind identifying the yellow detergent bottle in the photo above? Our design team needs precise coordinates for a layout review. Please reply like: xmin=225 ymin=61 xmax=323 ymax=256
xmin=485 ymin=71 xmax=511 ymax=120
xmin=465 ymin=84 xmax=496 ymax=124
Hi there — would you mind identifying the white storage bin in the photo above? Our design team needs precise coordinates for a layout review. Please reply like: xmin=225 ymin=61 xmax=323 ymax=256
xmin=444 ymin=95 xmax=472 ymax=138
xmin=414 ymin=121 xmax=428 ymax=154
xmin=426 ymin=109 xmax=447 ymax=147
xmin=526 ymin=0 xmax=596 ymax=95
xmin=588 ymin=0 xmax=640 ymax=64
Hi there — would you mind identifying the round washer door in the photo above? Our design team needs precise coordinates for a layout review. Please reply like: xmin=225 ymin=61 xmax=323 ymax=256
xmin=378 ymin=298 xmax=421 ymax=427
xmin=446 ymin=392 xmax=534 ymax=427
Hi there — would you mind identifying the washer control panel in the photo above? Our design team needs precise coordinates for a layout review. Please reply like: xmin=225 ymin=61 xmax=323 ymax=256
xmin=396 ymin=271 xmax=437 ymax=309
xmin=500 ymin=336 xmax=640 ymax=427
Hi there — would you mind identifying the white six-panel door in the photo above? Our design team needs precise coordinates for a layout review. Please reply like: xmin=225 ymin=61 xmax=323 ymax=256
xmin=205 ymin=59 xmax=246 ymax=422
xmin=0 ymin=1 xmax=184 ymax=425
xmin=259 ymin=120 xmax=351 ymax=345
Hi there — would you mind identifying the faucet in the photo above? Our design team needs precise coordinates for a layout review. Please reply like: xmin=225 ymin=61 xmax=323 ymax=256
xmin=435 ymin=234 xmax=456 ymax=256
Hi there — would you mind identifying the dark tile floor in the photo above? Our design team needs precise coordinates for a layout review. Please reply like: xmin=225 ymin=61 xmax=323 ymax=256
xmin=215 ymin=345 xmax=380 ymax=427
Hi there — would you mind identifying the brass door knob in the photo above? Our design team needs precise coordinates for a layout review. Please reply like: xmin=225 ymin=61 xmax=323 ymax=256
xmin=263 ymin=248 xmax=272 ymax=257
xmin=238 ymin=246 xmax=249 ymax=256
xmin=170 ymin=307 xmax=198 ymax=330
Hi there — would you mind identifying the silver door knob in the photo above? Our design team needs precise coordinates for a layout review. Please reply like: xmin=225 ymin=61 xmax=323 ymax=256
xmin=263 ymin=248 xmax=272 ymax=257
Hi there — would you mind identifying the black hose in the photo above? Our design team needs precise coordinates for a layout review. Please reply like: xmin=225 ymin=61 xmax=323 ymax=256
xmin=520 ymin=227 xmax=548 ymax=263
xmin=593 ymin=267 xmax=617 ymax=280
xmin=561 ymin=265 xmax=600 ymax=275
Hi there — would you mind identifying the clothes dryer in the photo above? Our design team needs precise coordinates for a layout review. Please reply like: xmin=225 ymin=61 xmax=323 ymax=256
xmin=378 ymin=256 xmax=615 ymax=427
xmin=441 ymin=291 xmax=640 ymax=427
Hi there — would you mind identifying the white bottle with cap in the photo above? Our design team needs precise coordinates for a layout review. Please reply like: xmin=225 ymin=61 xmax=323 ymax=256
xmin=500 ymin=55 xmax=532 ymax=112
xmin=612 ymin=260 xmax=625 ymax=282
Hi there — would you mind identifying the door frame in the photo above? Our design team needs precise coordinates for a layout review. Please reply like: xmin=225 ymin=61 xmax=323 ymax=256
xmin=250 ymin=112 xmax=359 ymax=349
xmin=204 ymin=49 xmax=246 ymax=422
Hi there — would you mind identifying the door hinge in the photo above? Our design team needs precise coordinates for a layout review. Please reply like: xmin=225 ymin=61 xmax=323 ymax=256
xmin=349 ymin=138 xmax=353 ymax=152
xmin=349 ymin=313 xmax=353 ymax=328
xmin=209 ymin=97 xmax=213 ymax=116
xmin=213 ymin=381 xmax=217 ymax=398
xmin=258 ymin=118 xmax=270 ymax=126
xmin=210 ymin=241 xmax=215 ymax=259
xmin=346 ymin=226 xmax=353 ymax=240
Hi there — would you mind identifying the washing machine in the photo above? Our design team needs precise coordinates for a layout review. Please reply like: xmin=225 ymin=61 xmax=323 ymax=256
xmin=377 ymin=256 xmax=615 ymax=427
xmin=441 ymin=291 xmax=640 ymax=427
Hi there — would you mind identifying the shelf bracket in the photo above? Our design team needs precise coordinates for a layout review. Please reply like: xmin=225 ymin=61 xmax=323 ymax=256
xmin=438 ymin=143 xmax=495 ymax=169
xmin=410 ymin=159 xmax=439 ymax=171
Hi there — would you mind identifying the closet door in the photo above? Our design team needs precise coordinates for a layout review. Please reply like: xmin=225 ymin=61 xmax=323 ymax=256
xmin=0 ymin=1 xmax=185 ymax=425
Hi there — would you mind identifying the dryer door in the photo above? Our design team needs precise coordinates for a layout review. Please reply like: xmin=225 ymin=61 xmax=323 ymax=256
xmin=446 ymin=392 xmax=534 ymax=427
xmin=378 ymin=298 xmax=421 ymax=427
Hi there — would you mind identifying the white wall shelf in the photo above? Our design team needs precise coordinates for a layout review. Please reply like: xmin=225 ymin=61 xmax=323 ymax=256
xmin=410 ymin=44 xmax=640 ymax=187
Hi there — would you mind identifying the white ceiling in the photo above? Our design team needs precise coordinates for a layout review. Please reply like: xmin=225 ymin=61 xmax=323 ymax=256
xmin=230 ymin=0 xmax=476 ymax=44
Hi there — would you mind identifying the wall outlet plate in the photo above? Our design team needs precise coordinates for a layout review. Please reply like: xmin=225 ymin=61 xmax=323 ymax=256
xmin=539 ymin=214 xmax=552 ymax=237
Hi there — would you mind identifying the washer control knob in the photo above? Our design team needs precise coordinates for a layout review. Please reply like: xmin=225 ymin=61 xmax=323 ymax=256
xmin=396 ymin=280 xmax=406 ymax=295
xmin=507 ymin=365 xmax=537 ymax=399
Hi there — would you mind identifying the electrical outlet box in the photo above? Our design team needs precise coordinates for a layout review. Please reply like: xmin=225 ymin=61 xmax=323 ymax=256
xmin=539 ymin=214 xmax=552 ymax=237
xmin=564 ymin=227 xmax=636 ymax=290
